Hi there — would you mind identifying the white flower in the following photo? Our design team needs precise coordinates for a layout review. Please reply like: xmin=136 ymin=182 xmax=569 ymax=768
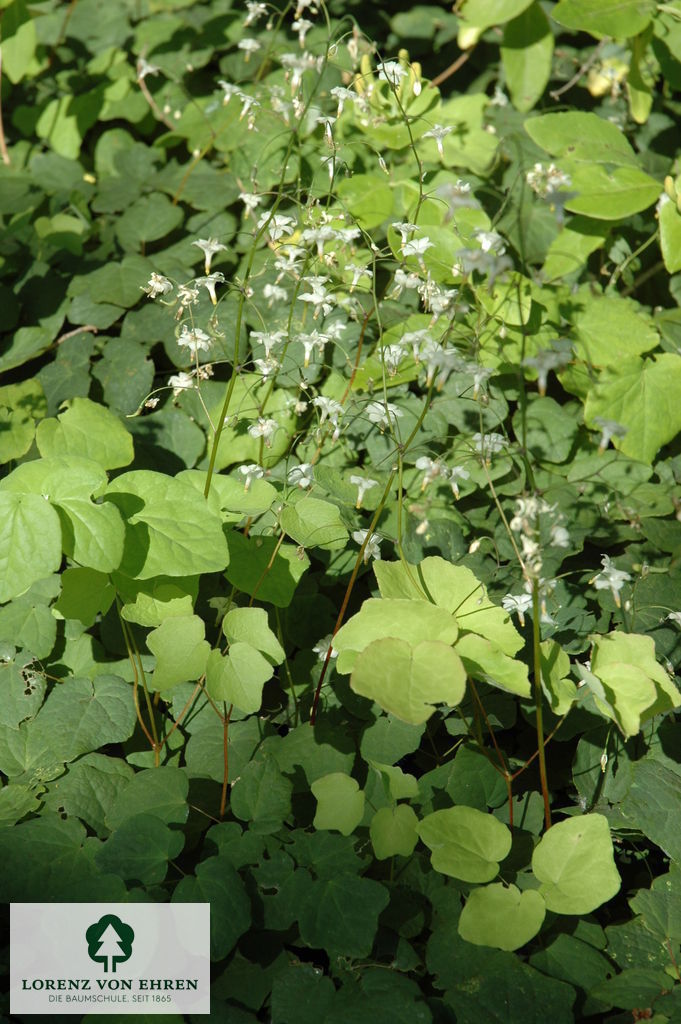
xmin=312 ymin=396 xmax=343 ymax=439
xmin=218 ymin=81 xmax=241 ymax=104
xmin=402 ymin=236 xmax=433 ymax=259
xmin=238 ymin=38 xmax=261 ymax=60
xmin=502 ymin=593 xmax=532 ymax=628
xmin=244 ymin=1 xmax=267 ymax=26
xmin=239 ymin=464 xmax=264 ymax=490
xmin=195 ymin=272 xmax=225 ymax=305
xmin=523 ymin=340 xmax=572 ymax=395
xmin=251 ymin=329 xmax=287 ymax=356
xmin=192 ymin=237 xmax=227 ymax=274
xmin=381 ymin=343 xmax=405 ymax=376
xmin=258 ymin=211 xmax=296 ymax=241
xmin=263 ymin=283 xmax=288 ymax=306
xmin=389 ymin=268 xmax=421 ymax=298
xmin=178 ymin=326 xmax=211 ymax=355
xmin=293 ymin=18 xmax=313 ymax=46
xmin=254 ymin=356 xmax=280 ymax=379
xmin=330 ymin=85 xmax=357 ymax=117
xmin=448 ymin=465 xmax=470 ymax=499
xmin=422 ymin=123 xmax=454 ymax=158
xmin=474 ymin=229 xmax=506 ymax=255
xmin=350 ymin=475 xmax=378 ymax=508
xmin=298 ymin=330 xmax=328 ymax=367
xmin=526 ymin=163 xmax=572 ymax=199
xmin=298 ymin=276 xmax=335 ymax=319
xmin=591 ymin=555 xmax=631 ymax=607
xmin=415 ymin=456 xmax=444 ymax=491
xmin=352 ymin=529 xmax=382 ymax=563
xmin=248 ymin=417 xmax=279 ymax=447
xmin=392 ymin=221 xmax=418 ymax=246
xmin=240 ymin=191 xmax=263 ymax=214
xmin=345 ymin=262 xmax=372 ymax=292
xmin=137 ymin=57 xmax=160 ymax=80
xmin=288 ymin=463 xmax=314 ymax=489
xmin=593 ymin=417 xmax=627 ymax=452
xmin=366 ymin=400 xmax=403 ymax=431
xmin=472 ymin=432 xmax=506 ymax=462
xmin=377 ymin=61 xmax=407 ymax=87
xmin=550 ymin=524 xmax=570 ymax=548
xmin=168 ymin=371 xmax=194 ymax=396
xmin=313 ymin=634 xmax=337 ymax=661
xmin=142 ymin=273 xmax=172 ymax=298
xmin=667 ymin=612 xmax=681 ymax=627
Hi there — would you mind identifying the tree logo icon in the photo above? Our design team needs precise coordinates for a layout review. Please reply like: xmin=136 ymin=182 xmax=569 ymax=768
xmin=85 ymin=914 xmax=135 ymax=973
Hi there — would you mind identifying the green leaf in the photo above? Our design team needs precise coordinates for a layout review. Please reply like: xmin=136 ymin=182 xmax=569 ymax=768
xmin=225 ymin=533 xmax=309 ymax=607
xmin=54 ymin=567 xmax=115 ymax=627
xmin=585 ymin=355 xmax=681 ymax=463
xmin=336 ymin=174 xmax=394 ymax=230
xmin=501 ymin=4 xmax=553 ymax=113
xmin=590 ymin=968 xmax=670 ymax=1010
xmin=298 ymin=875 xmax=390 ymax=957
xmin=178 ymin=469 xmax=278 ymax=520
xmin=36 ymin=397 xmax=134 ymax=470
xmin=0 ymin=379 xmax=47 ymax=463
xmin=621 ymin=760 xmax=681 ymax=863
xmin=456 ymin=633 xmax=531 ymax=698
xmin=222 ymin=607 xmax=285 ymax=664
xmin=106 ymin=766 xmax=189 ymax=829
xmin=542 ymin=217 xmax=608 ymax=281
xmin=333 ymin=596 xmax=459 ymax=673
xmin=532 ymin=813 xmax=621 ymax=913
xmin=458 ymin=884 xmax=546 ymax=951
xmin=417 ymin=805 xmax=512 ymax=881
xmin=552 ymin=0 xmax=656 ymax=39
xmin=1 ymin=455 xmax=125 ymax=572
xmin=230 ymin=751 xmax=293 ymax=833
xmin=271 ymin=965 xmax=336 ymax=1024
xmin=525 ymin=111 xmax=639 ymax=166
xmin=115 ymin=193 xmax=184 ymax=251
xmin=280 ymin=497 xmax=349 ymax=551
xmin=173 ymin=855 xmax=251 ymax=961
xmin=564 ymin=163 xmax=661 ymax=220
xmin=476 ymin=272 xmax=533 ymax=326
xmin=0 ymin=492 xmax=62 ymax=602
xmin=374 ymin=558 xmax=524 ymax=656
xmin=116 ymin=573 xmax=199 ymax=627
xmin=350 ymin=637 xmax=467 ymax=724
xmin=0 ymin=591 xmax=57 ymax=660
xmin=105 ymin=470 xmax=229 ymax=578
xmin=95 ymin=812 xmax=185 ymax=884
xmin=42 ymin=752 xmax=134 ymax=838
xmin=629 ymin=866 xmax=681 ymax=943
xmin=0 ymin=783 xmax=44 ymax=826
xmin=204 ymin=643 xmax=274 ymax=714
xmin=459 ymin=0 xmax=534 ymax=30
xmin=370 ymin=804 xmax=419 ymax=859
xmin=312 ymin=773 xmax=365 ymax=836
xmin=146 ymin=614 xmax=211 ymax=692
xmin=659 ymin=195 xmax=681 ymax=274
xmin=86 ymin=254 xmax=155 ymax=308
xmin=573 ymin=293 xmax=658 ymax=366
xmin=91 ymin=339 xmax=154 ymax=416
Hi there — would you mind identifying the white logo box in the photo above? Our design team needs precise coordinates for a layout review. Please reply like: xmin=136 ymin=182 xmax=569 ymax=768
xmin=10 ymin=903 xmax=210 ymax=1015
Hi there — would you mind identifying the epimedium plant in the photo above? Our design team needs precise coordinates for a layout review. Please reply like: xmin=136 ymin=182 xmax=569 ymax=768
xmin=3 ymin=0 xmax=681 ymax=1019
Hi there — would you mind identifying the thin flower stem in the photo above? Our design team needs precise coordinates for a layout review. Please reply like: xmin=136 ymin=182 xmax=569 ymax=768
xmin=0 ymin=46 xmax=11 ymax=166
xmin=219 ymin=703 xmax=233 ymax=818
xmin=531 ymin=578 xmax=552 ymax=829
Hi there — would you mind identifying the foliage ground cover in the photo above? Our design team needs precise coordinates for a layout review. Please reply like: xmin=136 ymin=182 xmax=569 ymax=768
xmin=3 ymin=0 xmax=681 ymax=1019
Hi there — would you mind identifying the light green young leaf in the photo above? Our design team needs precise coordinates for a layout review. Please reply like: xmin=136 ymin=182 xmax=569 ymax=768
xmin=116 ymin=574 xmax=198 ymax=627
xmin=370 ymin=804 xmax=419 ymax=860
xmin=146 ymin=615 xmax=211 ymax=692
xmin=659 ymin=195 xmax=681 ymax=274
xmin=105 ymin=470 xmax=229 ymax=578
xmin=36 ymin=397 xmax=134 ymax=470
xmin=417 ymin=805 xmax=512 ymax=881
xmin=204 ymin=643 xmax=274 ymax=714
xmin=585 ymin=355 xmax=681 ymax=463
xmin=225 ymin=533 xmax=309 ymax=607
xmin=588 ymin=631 xmax=681 ymax=737
xmin=0 ymin=379 xmax=47 ymax=463
xmin=476 ymin=272 xmax=533 ymax=326
xmin=456 ymin=633 xmax=531 ymax=698
xmin=532 ymin=813 xmax=621 ymax=913
xmin=333 ymin=596 xmax=459 ymax=673
xmin=540 ymin=640 xmax=576 ymax=715
xmin=1 ymin=0 xmax=37 ymax=83
xmin=502 ymin=3 xmax=553 ymax=113
xmin=178 ymin=469 xmax=278 ymax=520
xmin=542 ymin=216 xmax=608 ymax=281
xmin=223 ymin=607 xmax=285 ymax=665
xmin=280 ymin=497 xmax=349 ymax=551
xmin=0 ymin=492 xmax=62 ymax=602
xmin=350 ymin=638 xmax=467 ymax=724
xmin=459 ymin=0 xmax=534 ymax=30
xmin=564 ymin=164 xmax=661 ymax=220
xmin=459 ymin=884 xmax=546 ymax=950
xmin=374 ymin=558 xmax=524 ymax=656
xmin=312 ymin=773 xmax=365 ymax=836
xmin=573 ymin=293 xmax=659 ymax=367
xmin=552 ymin=0 xmax=656 ymax=39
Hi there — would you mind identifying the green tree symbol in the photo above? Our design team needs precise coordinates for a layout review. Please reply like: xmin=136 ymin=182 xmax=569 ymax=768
xmin=86 ymin=914 xmax=135 ymax=973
